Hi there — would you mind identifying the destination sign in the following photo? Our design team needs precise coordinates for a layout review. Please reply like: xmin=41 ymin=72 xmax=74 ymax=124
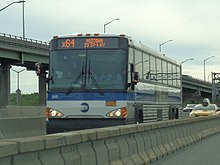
xmin=56 ymin=37 xmax=122 ymax=49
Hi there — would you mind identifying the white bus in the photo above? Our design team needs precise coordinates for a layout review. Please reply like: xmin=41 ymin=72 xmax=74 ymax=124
xmin=44 ymin=33 xmax=182 ymax=133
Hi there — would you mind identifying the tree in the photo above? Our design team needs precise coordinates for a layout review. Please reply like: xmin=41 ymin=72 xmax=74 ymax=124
xmin=10 ymin=93 xmax=39 ymax=106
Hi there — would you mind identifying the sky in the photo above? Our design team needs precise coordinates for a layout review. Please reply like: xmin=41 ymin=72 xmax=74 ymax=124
xmin=1 ymin=0 xmax=220 ymax=93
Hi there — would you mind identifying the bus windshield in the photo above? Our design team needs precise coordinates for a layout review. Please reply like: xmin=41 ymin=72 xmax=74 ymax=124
xmin=49 ymin=49 xmax=127 ymax=92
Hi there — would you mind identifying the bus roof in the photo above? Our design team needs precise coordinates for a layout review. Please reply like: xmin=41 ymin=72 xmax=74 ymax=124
xmin=53 ymin=33 xmax=131 ymax=39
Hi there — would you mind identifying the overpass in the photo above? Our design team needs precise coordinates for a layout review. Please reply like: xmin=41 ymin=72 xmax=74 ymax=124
xmin=182 ymin=75 xmax=220 ymax=105
xmin=0 ymin=33 xmax=220 ymax=107
xmin=0 ymin=33 xmax=49 ymax=107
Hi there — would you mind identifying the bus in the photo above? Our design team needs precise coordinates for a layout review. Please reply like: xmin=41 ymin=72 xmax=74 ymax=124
xmin=42 ymin=33 xmax=182 ymax=133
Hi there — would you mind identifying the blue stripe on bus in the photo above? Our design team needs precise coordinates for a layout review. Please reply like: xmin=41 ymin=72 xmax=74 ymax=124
xmin=48 ymin=92 xmax=135 ymax=101
xmin=168 ymin=96 xmax=182 ymax=102
xmin=48 ymin=92 xmax=181 ymax=102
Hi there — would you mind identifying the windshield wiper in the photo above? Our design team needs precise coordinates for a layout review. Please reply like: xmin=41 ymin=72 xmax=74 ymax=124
xmin=88 ymin=61 xmax=104 ymax=95
xmin=66 ymin=62 xmax=84 ymax=95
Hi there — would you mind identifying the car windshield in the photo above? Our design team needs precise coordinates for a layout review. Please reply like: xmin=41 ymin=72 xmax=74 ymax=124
xmin=186 ymin=104 xmax=196 ymax=108
xmin=194 ymin=104 xmax=216 ymax=111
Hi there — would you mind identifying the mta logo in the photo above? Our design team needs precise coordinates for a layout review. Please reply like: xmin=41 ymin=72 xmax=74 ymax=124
xmin=80 ymin=103 xmax=89 ymax=113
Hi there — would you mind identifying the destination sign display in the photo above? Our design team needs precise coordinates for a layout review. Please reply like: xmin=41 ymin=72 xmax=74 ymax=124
xmin=56 ymin=37 xmax=122 ymax=49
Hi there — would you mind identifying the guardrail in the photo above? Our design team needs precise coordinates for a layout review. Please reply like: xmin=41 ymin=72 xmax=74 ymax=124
xmin=0 ymin=116 xmax=220 ymax=165
xmin=0 ymin=32 xmax=49 ymax=45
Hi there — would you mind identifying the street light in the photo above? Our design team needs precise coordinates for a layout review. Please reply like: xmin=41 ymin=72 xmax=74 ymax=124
xmin=103 ymin=18 xmax=119 ymax=33
xmin=180 ymin=58 xmax=194 ymax=79
xmin=159 ymin=40 xmax=173 ymax=52
xmin=0 ymin=1 xmax=25 ymax=12
xmin=11 ymin=68 xmax=25 ymax=105
xmin=181 ymin=58 xmax=194 ymax=64
xmin=22 ymin=1 xmax=25 ymax=39
xmin=204 ymin=56 xmax=215 ymax=81
xmin=0 ymin=1 xmax=25 ymax=39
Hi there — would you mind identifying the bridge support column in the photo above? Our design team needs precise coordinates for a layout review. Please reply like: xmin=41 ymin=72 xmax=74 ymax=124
xmin=38 ymin=75 xmax=46 ymax=105
xmin=0 ymin=64 xmax=11 ymax=108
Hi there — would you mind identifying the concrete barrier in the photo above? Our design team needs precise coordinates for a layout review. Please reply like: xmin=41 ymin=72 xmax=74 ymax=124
xmin=0 ymin=117 xmax=46 ymax=140
xmin=1 ymin=116 xmax=220 ymax=165
xmin=0 ymin=106 xmax=45 ymax=118
xmin=0 ymin=106 xmax=46 ymax=140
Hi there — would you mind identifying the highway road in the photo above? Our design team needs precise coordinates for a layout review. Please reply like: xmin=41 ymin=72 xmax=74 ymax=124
xmin=150 ymin=133 xmax=220 ymax=165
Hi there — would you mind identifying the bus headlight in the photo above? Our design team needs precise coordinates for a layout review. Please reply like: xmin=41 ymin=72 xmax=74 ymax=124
xmin=46 ymin=107 xmax=64 ymax=118
xmin=106 ymin=107 xmax=127 ymax=118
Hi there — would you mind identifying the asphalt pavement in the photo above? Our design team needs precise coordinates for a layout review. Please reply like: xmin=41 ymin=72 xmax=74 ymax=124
xmin=150 ymin=133 xmax=220 ymax=165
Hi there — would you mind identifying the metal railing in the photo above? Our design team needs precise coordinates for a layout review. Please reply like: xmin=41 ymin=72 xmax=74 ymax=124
xmin=0 ymin=32 xmax=49 ymax=45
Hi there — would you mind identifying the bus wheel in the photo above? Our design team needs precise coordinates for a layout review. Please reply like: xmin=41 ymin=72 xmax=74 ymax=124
xmin=135 ymin=109 xmax=143 ymax=124
xmin=175 ymin=108 xmax=179 ymax=119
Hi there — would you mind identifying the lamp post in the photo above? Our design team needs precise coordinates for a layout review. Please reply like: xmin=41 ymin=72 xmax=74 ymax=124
xmin=204 ymin=56 xmax=215 ymax=81
xmin=0 ymin=1 xmax=25 ymax=38
xmin=0 ymin=1 xmax=25 ymax=12
xmin=181 ymin=58 xmax=194 ymax=64
xmin=11 ymin=68 xmax=25 ymax=105
xmin=159 ymin=40 xmax=173 ymax=52
xmin=104 ymin=18 xmax=119 ymax=33
xmin=180 ymin=58 xmax=194 ymax=81
xmin=22 ymin=1 xmax=25 ymax=39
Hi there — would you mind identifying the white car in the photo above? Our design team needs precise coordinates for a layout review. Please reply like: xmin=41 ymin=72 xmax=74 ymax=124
xmin=183 ymin=104 xmax=196 ymax=112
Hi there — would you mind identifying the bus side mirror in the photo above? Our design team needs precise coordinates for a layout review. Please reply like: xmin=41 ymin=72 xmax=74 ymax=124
xmin=35 ymin=63 xmax=49 ymax=82
xmin=132 ymin=72 xmax=139 ymax=85
xmin=35 ymin=63 xmax=47 ymax=76
xmin=35 ymin=63 xmax=42 ymax=76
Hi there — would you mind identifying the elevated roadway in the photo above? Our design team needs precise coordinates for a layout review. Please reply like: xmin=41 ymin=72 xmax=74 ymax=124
xmin=0 ymin=33 xmax=49 ymax=67
xmin=0 ymin=33 xmax=49 ymax=107
xmin=182 ymin=75 xmax=220 ymax=105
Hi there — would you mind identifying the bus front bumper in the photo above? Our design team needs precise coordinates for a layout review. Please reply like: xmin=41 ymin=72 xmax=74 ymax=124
xmin=46 ymin=118 xmax=126 ymax=134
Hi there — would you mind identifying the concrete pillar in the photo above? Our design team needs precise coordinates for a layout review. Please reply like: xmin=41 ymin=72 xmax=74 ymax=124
xmin=0 ymin=64 xmax=10 ymax=108
xmin=38 ymin=75 xmax=46 ymax=105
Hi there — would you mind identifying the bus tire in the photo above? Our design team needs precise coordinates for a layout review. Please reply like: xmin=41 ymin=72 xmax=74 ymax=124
xmin=169 ymin=106 xmax=176 ymax=120
xmin=135 ymin=109 xmax=143 ymax=124
xmin=175 ymin=108 xmax=179 ymax=119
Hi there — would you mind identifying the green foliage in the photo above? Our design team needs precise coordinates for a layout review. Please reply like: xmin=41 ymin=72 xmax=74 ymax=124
xmin=10 ymin=93 xmax=39 ymax=106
